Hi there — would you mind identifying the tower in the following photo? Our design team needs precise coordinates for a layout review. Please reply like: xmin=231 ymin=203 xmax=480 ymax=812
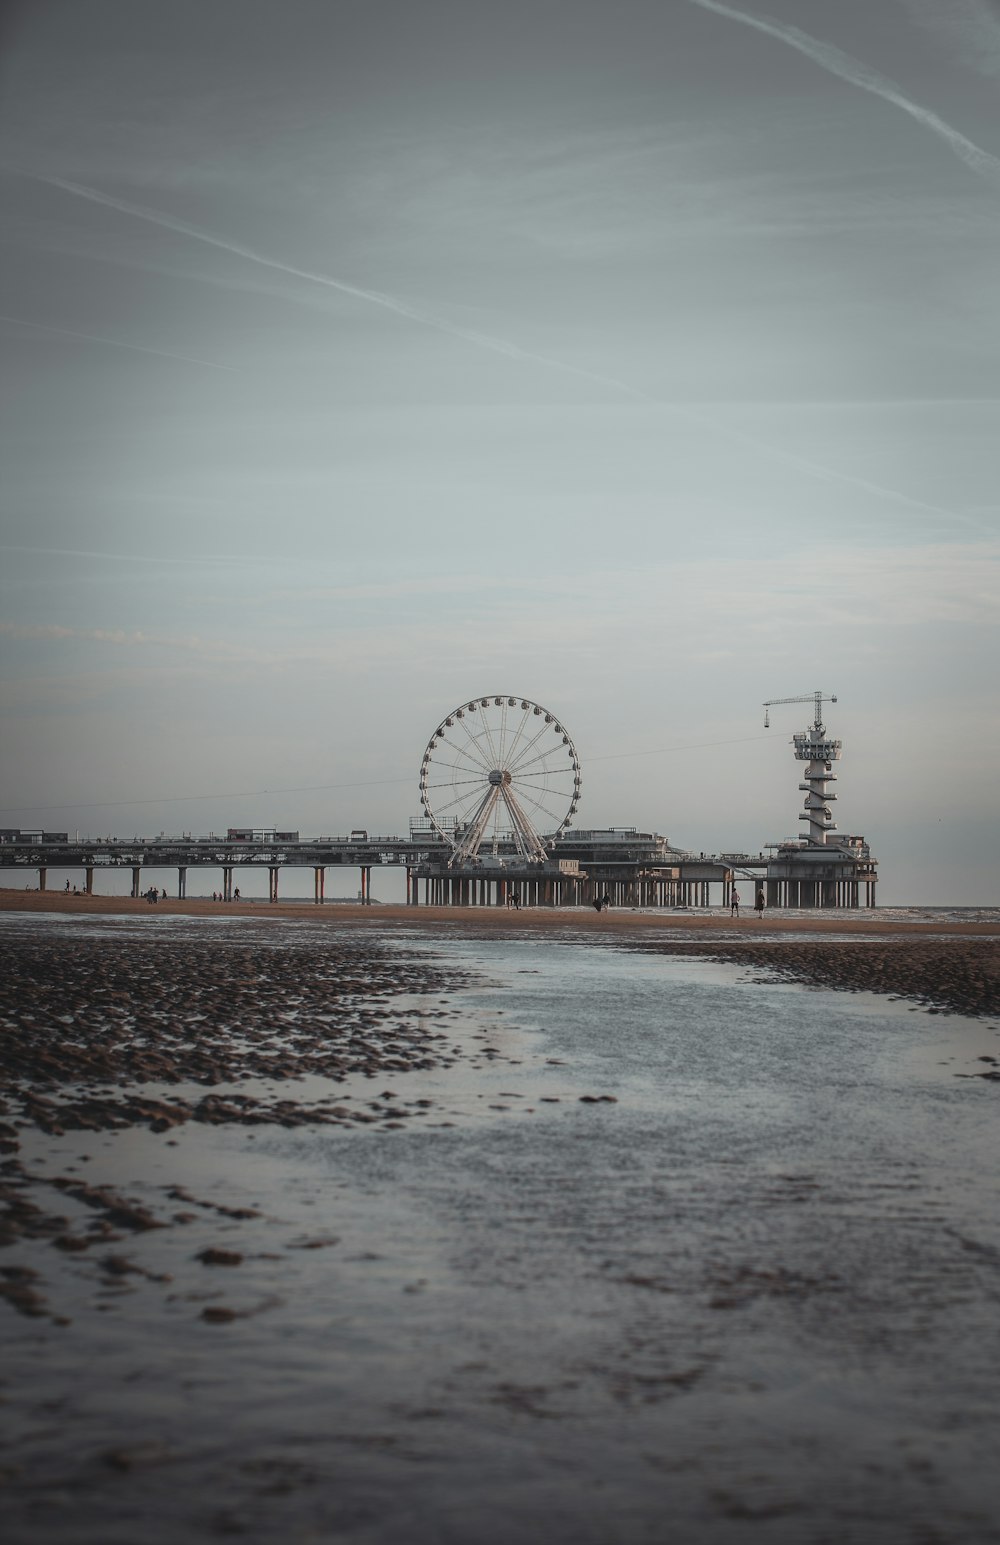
xmin=761 ymin=691 xmax=878 ymax=907
xmin=793 ymin=707 xmax=841 ymax=846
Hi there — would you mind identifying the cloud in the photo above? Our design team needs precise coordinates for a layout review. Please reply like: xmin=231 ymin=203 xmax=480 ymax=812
xmin=685 ymin=0 xmax=1000 ymax=184
xmin=13 ymin=169 xmax=643 ymax=399
xmin=11 ymin=169 xmax=982 ymax=534
xmin=4 ymin=541 xmax=995 ymax=687
xmin=0 ymin=313 xmax=235 ymax=371
xmin=0 ymin=546 xmax=263 ymax=567
xmin=0 ymin=620 xmax=278 ymax=663
xmin=899 ymin=0 xmax=1000 ymax=76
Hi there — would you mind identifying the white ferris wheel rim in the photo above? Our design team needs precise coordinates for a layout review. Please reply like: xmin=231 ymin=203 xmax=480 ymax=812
xmin=418 ymin=694 xmax=581 ymax=863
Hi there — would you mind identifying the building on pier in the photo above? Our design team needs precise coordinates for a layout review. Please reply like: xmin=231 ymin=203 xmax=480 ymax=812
xmin=760 ymin=698 xmax=878 ymax=907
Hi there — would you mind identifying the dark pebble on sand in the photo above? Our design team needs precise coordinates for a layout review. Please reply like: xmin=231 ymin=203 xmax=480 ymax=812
xmin=196 ymin=1248 xmax=244 ymax=1267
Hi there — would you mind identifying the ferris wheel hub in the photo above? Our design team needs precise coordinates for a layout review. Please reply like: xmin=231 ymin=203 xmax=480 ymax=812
xmin=488 ymin=769 xmax=511 ymax=786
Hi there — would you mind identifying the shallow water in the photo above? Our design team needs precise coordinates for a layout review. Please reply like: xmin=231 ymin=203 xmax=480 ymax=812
xmin=2 ymin=919 xmax=999 ymax=1543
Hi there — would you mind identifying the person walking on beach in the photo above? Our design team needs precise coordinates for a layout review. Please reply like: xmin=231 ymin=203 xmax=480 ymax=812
xmin=233 ymin=887 xmax=240 ymax=902
xmin=754 ymin=888 xmax=765 ymax=919
xmin=731 ymin=889 xmax=740 ymax=918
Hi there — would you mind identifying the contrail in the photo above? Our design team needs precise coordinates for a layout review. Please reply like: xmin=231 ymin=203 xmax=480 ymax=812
xmin=0 ymin=313 xmax=235 ymax=371
xmin=17 ymin=171 xmax=645 ymax=402
xmin=684 ymin=0 xmax=1000 ymax=184
xmin=13 ymin=170 xmax=988 ymax=532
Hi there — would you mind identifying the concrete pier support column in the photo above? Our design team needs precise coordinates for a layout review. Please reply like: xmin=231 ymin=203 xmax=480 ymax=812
xmin=131 ymin=866 xmax=141 ymax=898
xmin=268 ymin=867 xmax=279 ymax=903
xmin=39 ymin=867 xmax=48 ymax=892
xmin=85 ymin=866 xmax=94 ymax=895
xmin=222 ymin=867 xmax=233 ymax=901
xmin=314 ymin=866 xmax=325 ymax=904
xmin=177 ymin=867 xmax=187 ymax=899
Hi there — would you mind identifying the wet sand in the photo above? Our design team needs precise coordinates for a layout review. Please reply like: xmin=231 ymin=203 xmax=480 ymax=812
xmin=4 ymin=887 xmax=998 ymax=1022
xmin=2 ymin=897 xmax=999 ymax=1541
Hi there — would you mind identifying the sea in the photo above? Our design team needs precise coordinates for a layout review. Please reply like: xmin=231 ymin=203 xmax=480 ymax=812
xmin=2 ymin=909 xmax=999 ymax=1544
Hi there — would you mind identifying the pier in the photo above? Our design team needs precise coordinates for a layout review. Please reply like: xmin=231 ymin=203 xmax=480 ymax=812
xmin=0 ymin=690 xmax=880 ymax=909
xmin=0 ymin=826 xmax=876 ymax=908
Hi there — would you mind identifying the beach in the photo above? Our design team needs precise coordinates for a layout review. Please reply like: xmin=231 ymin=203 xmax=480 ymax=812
xmin=2 ymin=893 xmax=999 ymax=1542
xmin=4 ymin=886 xmax=998 ymax=1019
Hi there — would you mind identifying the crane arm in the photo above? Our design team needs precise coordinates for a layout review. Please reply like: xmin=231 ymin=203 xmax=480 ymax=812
xmin=762 ymin=691 xmax=837 ymax=729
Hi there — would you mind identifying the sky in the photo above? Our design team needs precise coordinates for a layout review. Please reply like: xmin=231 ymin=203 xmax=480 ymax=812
xmin=1 ymin=0 xmax=998 ymax=904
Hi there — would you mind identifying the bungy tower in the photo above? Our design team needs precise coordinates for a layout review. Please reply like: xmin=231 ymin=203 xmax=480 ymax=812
xmin=761 ymin=692 xmax=878 ymax=908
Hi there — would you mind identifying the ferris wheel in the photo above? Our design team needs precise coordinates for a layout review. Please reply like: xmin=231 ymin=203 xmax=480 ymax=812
xmin=419 ymin=696 xmax=581 ymax=865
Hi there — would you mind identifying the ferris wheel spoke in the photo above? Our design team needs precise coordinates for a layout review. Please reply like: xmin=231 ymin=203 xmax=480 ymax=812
xmin=456 ymin=716 xmax=496 ymax=771
xmin=510 ymin=744 xmax=572 ymax=776
xmin=426 ymin=756 xmax=492 ymax=775
xmin=501 ymin=704 xmax=534 ymax=768
xmin=477 ymin=705 xmax=502 ymax=769
xmin=421 ymin=776 xmax=488 ymax=790
xmin=518 ymin=792 xmax=566 ymax=829
xmin=498 ymin=699 xmax=509 ymax=766
xmin=512 ymin=767 xmax=574 ymax=786
xmin=439 ymin=730 xmax=492 ymax=774
xmin=505 ymin=721 xmax=552 ymax=776
xmin=433 ymin=788 xmax=486 ymax=817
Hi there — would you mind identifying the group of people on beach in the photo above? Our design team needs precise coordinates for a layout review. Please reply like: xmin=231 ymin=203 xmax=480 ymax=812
xmin=731 ymin=889 xmax=766 ymax=918
xmin=211 ymin=888 xmax=240 ymax=903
